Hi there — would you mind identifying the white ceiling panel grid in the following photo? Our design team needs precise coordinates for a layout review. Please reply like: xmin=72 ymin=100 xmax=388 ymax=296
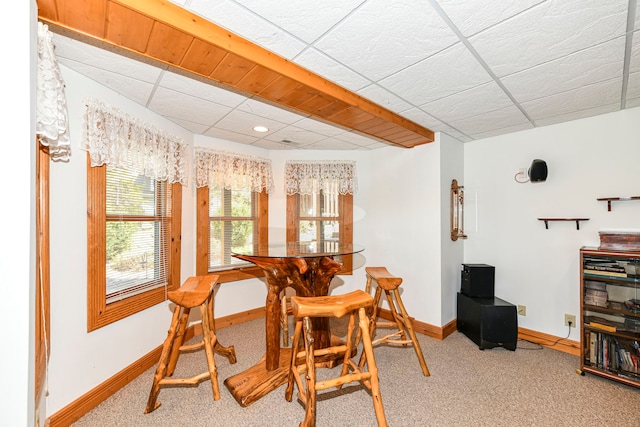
xmin=48 ymin=0 xmax=640 ymax=149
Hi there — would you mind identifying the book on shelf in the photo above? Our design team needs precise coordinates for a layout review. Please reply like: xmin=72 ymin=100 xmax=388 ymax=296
xmin=590 ymin=322 xmax=617 ymax=332
xmin=584 ymin=280 xmax=607 ymax=290
xmin=583 ymin=269 xmax=628 ymax=278
xmin=584 ymin=263 xmax=626 ymax=273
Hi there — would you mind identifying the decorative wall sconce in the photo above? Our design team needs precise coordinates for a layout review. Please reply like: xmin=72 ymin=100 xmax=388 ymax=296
xmin=450 ymin=179 xmax=467 ymax=241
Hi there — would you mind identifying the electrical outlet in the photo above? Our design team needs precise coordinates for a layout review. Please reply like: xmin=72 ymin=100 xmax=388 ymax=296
xmin=517 ymin=305 xmax=526 ymax=316
xmin=565 ymin=314 xmax=576 ymax=327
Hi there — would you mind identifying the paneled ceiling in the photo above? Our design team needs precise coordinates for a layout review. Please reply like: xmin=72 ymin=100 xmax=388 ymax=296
xmin=38 ymin=0 xmax=640 ymax=150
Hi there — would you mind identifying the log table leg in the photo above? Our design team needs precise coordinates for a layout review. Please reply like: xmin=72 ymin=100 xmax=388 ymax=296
xmin=223 ymin=255 xmax=342 ymax=407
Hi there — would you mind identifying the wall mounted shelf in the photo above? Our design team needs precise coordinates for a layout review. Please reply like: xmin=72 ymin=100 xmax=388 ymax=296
xmin=597 ymin=196 xmax=640 ymax=211
xmin=538 ymin=218 xmax=590 ymax=230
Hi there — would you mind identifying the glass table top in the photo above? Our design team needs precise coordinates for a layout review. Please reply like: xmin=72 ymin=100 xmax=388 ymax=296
xmin=231 ymin=242 xmax=364 ymax=258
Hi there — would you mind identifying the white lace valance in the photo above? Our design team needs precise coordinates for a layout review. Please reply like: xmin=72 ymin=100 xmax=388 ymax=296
xmin=284 ymin=160 xmax=358 ymax=196
xmin=195 ymin=148 xmax=274 ymax=194
xmin=82 ymin=99 xmax=188 ymax=185
xmin=36 ymin=22 xmax=70 ymax=161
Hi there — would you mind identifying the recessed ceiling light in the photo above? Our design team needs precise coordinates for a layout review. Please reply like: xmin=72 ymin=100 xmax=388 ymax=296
xmin=253 ymin=125 xmax=269 ymax=133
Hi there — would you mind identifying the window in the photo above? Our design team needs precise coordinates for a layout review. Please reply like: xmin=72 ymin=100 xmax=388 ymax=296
xmin=196 ymin=187 xmax=268 ymax=278
xmin=284 ymin=160 xmax=357 ymax=274
xmin=287 ymin=192 xmax=353 ymax=272
xmin=194 ymin=148 xmax=273 ymax=281
xmin=83 ymin=100 xmax=187 ymax=331
xmin=87 ymin=160 xmax=182 ymax=331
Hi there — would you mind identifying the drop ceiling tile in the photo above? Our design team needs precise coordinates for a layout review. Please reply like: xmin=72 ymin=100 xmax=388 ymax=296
xmin=625 ymin=97 xmax=640 ymax=108
xmin=159 ymin=71 xmax=247 ymax=108
xmin=306 ymin=139 xmax=360 ymax=150
xmin=203 ymin=128 xmax=259 ymax=145
xmin=469 ymin=0 xmax=628 ymax=77
xmin=315 ymin=0 xmax=459 ymax=81
xmin=249 ymin=139 xmax=295 ymax=150
xmin=333 ymin=131 xmax=382 ymax=147
xmin=231 ymin=0 xmax=363 ymax=44
xmin=470 ymin=122 xmax=534 ymax=140
xmin=534 ymin=103 xmax=619 ymax=126
xmin=169 ymin=117 xmax=211 ymax=134
xmin=356 ymin=84 xmax=415 ymax=113
xmin=628 ymin=31 xmax=640 ymax=74
xmin=293 ymin=118 xmax=349 ymax=137
xmin=447 ymin=104 xmax=530 ymax=136
xmin=263 ymin=126 xmax=326 ymax=146
xmin=437 ymin=0 xmax=544 ymax=37
xmin=213 ymin=109 xmax=288 ymax=137
xmin=294 ymin=48 xmax=372 ymax=92
xmin=626 ymin=71 xmax=640 ymax=100
xmin=379 ymin=43 xmax=492 ymax=105
xmin=399 ymin=108 xmax=446 ymax=131
xmin=522 ymin=78 xmax=622 ymax=121
xmin=59 ymin=62 xmax=155 ymax=106
xmin=235 ymin=99 xmax=308 ymax=125
xmin=420 ymin=81 xmax=516 ymax=124
xmin=503 ymin=37 xmax=626 ymax=103
xmin=186 ymin=0 xmax=307 ymax=59
xmin=52 ymin=34 xmax=164 ymax=84
xmin=148 ymin=87 xmax=231 ymax=125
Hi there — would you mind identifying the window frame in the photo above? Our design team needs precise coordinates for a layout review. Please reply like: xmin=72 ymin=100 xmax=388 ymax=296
xmin=196 ymin=186 xmax=268 ymax=282
xmin=286 ymin=192 xmax=353 ymax=273
xmin=86 ymin=156 xmax=182 ymax=331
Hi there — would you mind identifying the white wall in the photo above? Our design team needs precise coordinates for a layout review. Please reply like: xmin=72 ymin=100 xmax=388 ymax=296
xmin=464 ymin=107 xmax=640 ymax=339
xmin=440 ymin=133 xmax=465 ymax=325
xmin=3 ymin=1 xmax=37 ymax=426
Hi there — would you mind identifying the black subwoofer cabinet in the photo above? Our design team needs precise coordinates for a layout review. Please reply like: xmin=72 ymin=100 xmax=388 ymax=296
xmin=456 ymin=292 xmax=517 ymax=351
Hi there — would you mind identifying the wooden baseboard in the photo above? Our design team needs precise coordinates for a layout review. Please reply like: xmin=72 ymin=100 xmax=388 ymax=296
xmin=517 ymin=326 xmax=580 ymax=356
xmin=47 ymin=307 xmax=577 ymax=426
xmin=48 ymin=307 xmax=266 ymax=427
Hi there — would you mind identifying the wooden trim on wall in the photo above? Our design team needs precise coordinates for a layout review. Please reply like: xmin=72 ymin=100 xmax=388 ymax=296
xmin=47 ymin=307 xmax=265 ymax=427
xmin=35 ymin=142 xmax=50 ymax=404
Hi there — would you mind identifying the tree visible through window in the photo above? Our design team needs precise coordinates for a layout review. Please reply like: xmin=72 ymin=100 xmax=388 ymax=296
xmin=208 ymin=188 xmax=257 ymax=270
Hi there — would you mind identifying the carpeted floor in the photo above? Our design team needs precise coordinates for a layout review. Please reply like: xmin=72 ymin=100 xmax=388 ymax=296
xmin=71 ymin=317 xmax=640 ymax=426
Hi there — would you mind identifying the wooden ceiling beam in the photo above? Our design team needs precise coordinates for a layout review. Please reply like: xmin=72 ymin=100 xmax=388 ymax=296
xmin=37 ymin=0 xmax=435 ymax=148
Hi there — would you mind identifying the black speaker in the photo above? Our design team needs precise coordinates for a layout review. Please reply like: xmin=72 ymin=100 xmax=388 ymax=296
xmin=461 ymin=264 xmax=495 ymax=298
xmin=528 ymin=159 xmax=547 ymax=182
xmin=457 ymin=293 xmax=517 ymax=351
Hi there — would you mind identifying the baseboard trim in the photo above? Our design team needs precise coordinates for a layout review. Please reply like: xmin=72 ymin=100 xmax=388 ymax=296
xmin=48 ymin=307 xmax=266 ymax=427
xmin=47 ymin=307 xmax=577 ymax=426
xmin=517 ymin=326 xmax=580 ymax=356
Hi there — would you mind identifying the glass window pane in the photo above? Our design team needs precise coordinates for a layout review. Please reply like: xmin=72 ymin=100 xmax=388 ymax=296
xmin=298 ymin=220 xmax=339 ymax=242
xmin=106 ymin=220 xmax=167 ymax=302
xmin=106 ymin=168 xmax=156 ymax=216
xmin=209 ymin=220 xmax=255 ymax=269
xmin=209 ymin=188 xmax=253 ymax=217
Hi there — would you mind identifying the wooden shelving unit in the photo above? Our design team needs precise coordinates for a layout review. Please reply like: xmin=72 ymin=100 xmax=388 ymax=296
xmin=578 ymin=247 xmax=640 ymax=389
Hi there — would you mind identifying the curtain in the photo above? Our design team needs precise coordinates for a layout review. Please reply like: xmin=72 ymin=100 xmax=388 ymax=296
xmin=194 ymin=148 xmax=274 ymax=194
xmin=284 ymin=160 xmax=358 ymax=196
xmin=82 ymin=99 xmax=188 ymax=185
xmin=36 ymin=22 xmax=70 ymax=161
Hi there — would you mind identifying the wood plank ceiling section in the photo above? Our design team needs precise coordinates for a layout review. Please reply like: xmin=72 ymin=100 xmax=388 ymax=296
xmin=37 ymin=0 xmax=435 ymax=149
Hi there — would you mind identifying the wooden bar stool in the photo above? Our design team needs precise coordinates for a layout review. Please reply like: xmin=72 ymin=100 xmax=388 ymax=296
xmin=145 ymin=276 xmax=237 ymax=414
xmin=361 ymin=266 xmax=430 ymax=377
xmin=285 ymin=290 xmax=387 ymax=427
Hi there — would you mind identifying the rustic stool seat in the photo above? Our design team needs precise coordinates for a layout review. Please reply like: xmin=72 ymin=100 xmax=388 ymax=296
xmin=145 ymin=276 xmax=237 ymax=414
xmin=285 ymin=290 xmax=387 ymax=427
xmin=362 ymin=266 xmax=430 ymax=377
